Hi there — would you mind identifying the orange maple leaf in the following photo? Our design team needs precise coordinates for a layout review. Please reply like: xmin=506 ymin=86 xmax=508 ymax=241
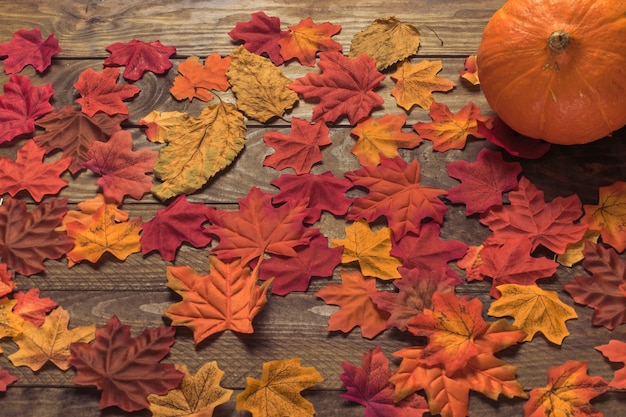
xmin=413 ymin=101 xmax=492 ymax=152
xmin=279 ymin=17 xmax=342 ymax=66
xmin=390 ymin=59 xmax=455 ymax=111
xmin=350 ymin=113 xmax=422 ymax=166
xmin=582 ymin=181 xmax=626 ymax=252
xmin=170 ymin=53 xmax=231 ymax=102
xmin=315 ymin=269 xmax=390 ymax=338
xmin=165 ymin=256 xmax=273 ymax=344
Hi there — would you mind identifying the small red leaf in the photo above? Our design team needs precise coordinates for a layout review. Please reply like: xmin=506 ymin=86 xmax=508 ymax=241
xmin=228 ymin=11 xmax=288 ymax=65
xmin=104 ymin=39 xmax=176 ymax=81
xmin=0 ymin=28 xmax=62 ymax=73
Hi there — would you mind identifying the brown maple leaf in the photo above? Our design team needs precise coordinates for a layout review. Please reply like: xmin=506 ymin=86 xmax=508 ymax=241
xmin=390 ymin=60 xmax=455 ymax=111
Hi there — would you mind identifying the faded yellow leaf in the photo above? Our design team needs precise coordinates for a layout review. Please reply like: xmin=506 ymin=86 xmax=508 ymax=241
xmin=349 ymin=16 xmax=421 ymax=70
xmin=488 ymin=284 xmax=578 ymax=345
xmin=140 ymin=110 xmax=189 ymax=143
xmin=148 ymin=362 xmax=233 ymax=417
xmin=151 ymin=102 xmax=246 ymax=201
xmin=227 ymin=45 xmax=298 ymax=123
xmin=8 ymin=306 xmax=95 ymax=371
xmin=331 ymin=219 xmax=402 ymax=280
xmin=236 ymin=358 xmax=323 ymax=417
xmin=0 ymin=297 xmax=24 ymax=353
xmin=557 ymin=229 xmax=600 ymax=267
xmin=390 ymin=60 xmax=455 ymax=111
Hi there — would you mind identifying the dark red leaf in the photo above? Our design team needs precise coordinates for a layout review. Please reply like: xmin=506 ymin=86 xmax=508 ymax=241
xmin=0 ymin=28 xmax=62 ymax=73
xmin=104 ymin=39 xmax=176 ymax=81
xmin=228 ymin=11 xmax=288 ymax=65
xmin=0 ymin=367 xmax=18 ymax=392
xmin=478 ymin=118 xmax=550 ymax=159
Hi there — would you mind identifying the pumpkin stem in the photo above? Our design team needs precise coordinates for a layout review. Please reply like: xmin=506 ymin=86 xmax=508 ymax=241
xmin=548 ymin=30 xmax=570 ymax=53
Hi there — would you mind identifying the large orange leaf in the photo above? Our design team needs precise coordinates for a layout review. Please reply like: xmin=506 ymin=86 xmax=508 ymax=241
xmin=236 ymin=358 xmax=323 ymax=417
xmin=582 ymin=181 xmax=626 ymax=252
xmin=279 ymin=17 xmax=342 ymax=66
xmin=170 ymin=53 xmax=231 ymax=102
xmin=350 ymin=113 xmax=422 ymax=167
xmin=164 ymin=256 xmax=273 ymax=343
xmin=524 ymin=361 xmax=608 ymax=417
xmin=8 ymin=306 xmax=95 ymax=371
xmin=390 ymin=60 xmax=455 ymax=111
xmin=315 ymin=269 xmax=390 ymax=338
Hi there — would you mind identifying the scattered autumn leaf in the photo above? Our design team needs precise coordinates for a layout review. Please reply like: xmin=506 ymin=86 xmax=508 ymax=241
xmin=139 ymin=110 xmax=189 ymax=143
xmin=0 ymin=264 xmax=15 ymax=298
xmin=74 ymin=67 xmax=141 ymax=117
xmin=58 ymin=193 xmax=129 ymax=231
xmin=557 ymin=228 xmax=601 ymax=267
xmin=390 ymin=59 xmax=455 ymax=111
xmin=104 ymin=39 xmax=176 ymax=81
xmin=316 ymin=269 xmax=390 ymax=338
xmin=165 ymin=256 xmax=273 ymax=343
xmin=0 ymin=27 xmax=61 ymax=73
xmin=331 ymin=219 xmax=402 ymax=280
xmin=582 ymin=181 xmax=626 ymax=252
xmin=289 ymin=51 xmax=385 ymax=124
xmin=349 ymin=16 xmax=420 ymax=70
xmin=236 ymin=358 xmax=323 ymax=417
xmin=148 ymin=362 xmax=233 ymax=417
xmin=595 ymin=340 xmax=626 ymax=389
xmin=524 ymin=361 xmax=608 ymax=417
xmin=279 ymin=17 xmax=342 ymax=66
xmin=8 ymin=306 xmax=95 ymax=371
xmin=69 ymin=315 xmax=184 ymax=412
xmin=478 ymin=118 xmax=550 ymax=159
xmin=263 ymin=117 xmax=331 ymax=174
xmin=170 ymin=53 xmax=231 ymax=102
xmin=228 ymin=11 xmax=288 ymax=65
xmin=459 ymin=55 xmax=479 ymax=85
xmin=0 ymin=298 xmax=24 ymax=353
xmin=351 ymin=113 xmax=422 ymax=166
xmin=13 ymin=288 xmax=57 ymax=326
xmin=227 ymin=45 xmax=298 ymax=122
xmin=0 ymin=367 xmax=18 ymax=392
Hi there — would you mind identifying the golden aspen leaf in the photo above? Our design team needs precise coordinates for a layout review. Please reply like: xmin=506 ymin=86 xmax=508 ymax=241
xmin=66 ymin=205 xmax=142 ymax=266
xmin=148 ymin=362 xmax=233 ymax=417
xmin=582 ymin=181 xmax=626 ymax=252
xmin=0 ymin=297 xmax=24 ymax=353
xmin=236 ymin=358 xmax=323 ymax=417
xmin=349 ymin=16 xmax=420 ymax=71
xmin=139 ymin=110 xmax=189 ymax=144
xmin=488 ymin=284 xmax=577 ymax=344
xmin=390 ymin=60 xmax=455 ymax=111
xmin=151 ymin=102 xmax=246 ymax=201
xmin=557 ymin=228 xmax=600 ymax=267
xmin=331 ymin=219 xmax=402 ymax=280
xmin=8 ymin=306 xmax=95 ymax=371
xmin=227 ymin=45 xmax=298 ymax=123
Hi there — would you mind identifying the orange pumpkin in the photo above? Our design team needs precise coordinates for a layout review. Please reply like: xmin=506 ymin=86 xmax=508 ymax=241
xmin=476 ymin=0 xmax=626 ymax=145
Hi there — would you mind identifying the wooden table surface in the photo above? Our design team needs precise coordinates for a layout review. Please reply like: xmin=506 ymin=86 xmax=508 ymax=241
xmin=0 ymin=0 xmax=625 ymax=416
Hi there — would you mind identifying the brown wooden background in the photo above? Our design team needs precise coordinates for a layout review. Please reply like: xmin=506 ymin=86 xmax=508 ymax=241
xmin=0 ymin=0 xmax=625 ymax=415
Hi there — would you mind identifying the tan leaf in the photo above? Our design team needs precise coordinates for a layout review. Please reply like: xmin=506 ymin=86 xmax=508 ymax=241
xmin=227 ymin=45 xmax=298 ymax=123
xmin=390 ymin=60 xmax=455 ymax=111
xmin=557 ymin=229 xmax=600 ymax=267
xmin=139 ymin=110 xmax=189 ymax=143
xmin=349 ymin=17 xmax=421 ymax=70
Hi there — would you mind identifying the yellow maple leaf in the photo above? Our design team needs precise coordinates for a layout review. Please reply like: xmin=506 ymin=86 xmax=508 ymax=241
xmin=8 ymin=306 xmax=95 ymax=371
xmin=349 ymin=16 xmax=421 ymax=70
xmin=139 ymin=110 xmax=189 ymax=144
xmin=488 ymin=284 xmax=578 ymax=345
xmin=148 ymin=361 xmax=233 ymax=417
xmin=236 ymin=358 xmax=323 ymax=417
xmin=582 ymin=181 xmax=626 ymax=252
xmin=227 ymin=45 xmax=298 ymax=123
xmin=390 ymin=59 xmax=455 ymax=111
xmin=151 ymin=102 xmax=246 ymax=201
xmin=0 ymin=297 xmax=24 ymax=353
xmin=331 ymin=219 xmax=402 ymax=280
xmin=557 ymin=228 xmax=600 ymax=267
xmin=66 ymin=205 xmax=142 ymax=266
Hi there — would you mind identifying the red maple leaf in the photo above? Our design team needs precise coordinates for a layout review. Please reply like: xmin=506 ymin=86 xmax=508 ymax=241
xmin=316 ymin=269 xmax=390 ymax=339
xmin=346 ymin=156 xmax=448 ymax=241
xmin=0 ymin=263 xmax=15 ymax=298
xmin=563 ymin=241 xmax=626 ymax=330
xmin=207 ymin=186 xmax=314 ymax=266
xmin=13 ymin=288 xmax=58 ymax=326
xmin=340 ymin=345 xmax=429 ymax=417
xmin=83 ymin=130 xmax=157 ymax=203
xmin=446 ymin=148 xmax=522 ymax=215
xmin=478 ymin=239 xmax=559 ymax=297
xmin=278 ymin=17 xmax=342 ymax=66
xmin=289 ymin=51 xmax=385 ymax=124
xmin=596 ymin=340 xmax=626 ymax=389
xmin=0 ymin=367 xmax=18 ymax=392
xmin=228 ymin=11 xmax=288 ymax=65
xmin=371 ymin=267 xmax=458 ymax=331
xmin=271 ymin=171 xmax=352 ymax=224
xmin=69 ymin=315 xmax=183 ymax=412
xmin=0 ymin=139 xmax=70 ymax=202
xmin=390 ymin=222 xmax=467 ymax=281
xmin=478 ymin=118 xmax=550 ymax=159
xmin=34 ymin=105 xmax=126 ymax=174
xmin=0 ymin=197 xmax=73 ymax=276
xmin=0 ymin=28 xmax=62 ymax=73
xmin=0 ymin=73 xmax=54 ymax=144
xmin=104 ymin=39 xmax=176 ymax=81
xmin=258 ymin=231 xmax=342 ymax=295
xmin=141 ymin=195 xmax=213 ymax=261
xmin=480 ymin=176 xmax=587 ymax=254
xmin=74 ymin=67 xmax=141 ymax=117
xmin=263 ymin=117 xmax=331 ymax=174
